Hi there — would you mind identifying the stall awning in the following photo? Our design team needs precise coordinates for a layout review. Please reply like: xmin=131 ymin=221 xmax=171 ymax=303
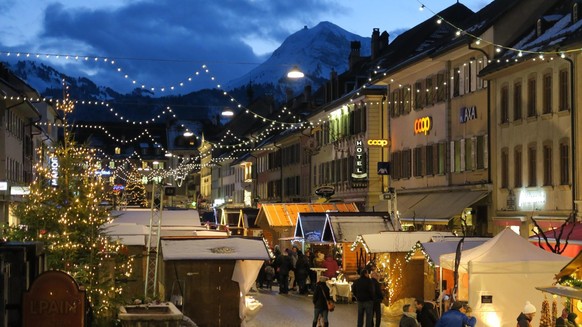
xmin=536 ymin=285 xmax=582 ymax=300
xmin=493 ymin=216 xmax=525 ymax=226
xmin=398 ymin=190 xmax=489 ymax=222
xmin=324 ymin=212 xmax=398 ymax=243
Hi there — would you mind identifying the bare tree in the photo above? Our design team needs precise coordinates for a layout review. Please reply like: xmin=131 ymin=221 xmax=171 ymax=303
xmin=451 ymin=214 xmax=469 ymax=303
xmin=531 ymin=213 xmax=578 ymax=254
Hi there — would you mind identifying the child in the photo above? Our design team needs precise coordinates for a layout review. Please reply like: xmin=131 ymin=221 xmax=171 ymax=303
xmin=264 ymin=262 xmax=275 ymax=290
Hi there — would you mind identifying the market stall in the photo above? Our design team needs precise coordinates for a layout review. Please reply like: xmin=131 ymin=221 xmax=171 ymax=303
xmin=536 ymin=251 xmax=582 ymax=326
xmin=405 ymin=238 xmax=488 ymax=305
xmin=439 ymin=228 xmax=570 ymax=327
xmin=351 ymin=231 xmax=453 ymax=303
xmin=254 ymin=202 xmax=359 ymax=249
xmin=160 ymin=237 xmax=271 ymax=326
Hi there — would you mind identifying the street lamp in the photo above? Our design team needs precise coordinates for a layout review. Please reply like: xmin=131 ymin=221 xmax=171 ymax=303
xmin=221 ymin=108 xmax=234 ymax=117
xmin=287 ymin=66 xmax=304 ymax=79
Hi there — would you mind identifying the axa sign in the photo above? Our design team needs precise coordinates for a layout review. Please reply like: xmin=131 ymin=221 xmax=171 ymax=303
xmin=367 ymin=139 xmax=389 ymax=147
xmin=414 ymin=116 xmax=432 ymax=135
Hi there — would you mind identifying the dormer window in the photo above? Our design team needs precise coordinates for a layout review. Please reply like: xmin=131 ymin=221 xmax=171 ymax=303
xmin=537 ymin=19 xmax=543 ymax=36
xmin=574 ymin=3 xmax=579 ymax=23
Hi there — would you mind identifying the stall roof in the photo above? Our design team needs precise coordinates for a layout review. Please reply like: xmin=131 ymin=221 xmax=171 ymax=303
xmin=410 ymin=239 xmax=489 ymax=266
xmin=555 ymin=250 xmax=582 ymax=280
xmin=255 ymin=203 xmax=359 ymax=227
xmin=398 ymin=190 xmax=488 ymax=223
xmin=323 ymin=212 xmax=400 ymax=244
xmin=161 ymin=237 xmax=270 ymax=260
xmin=356 ymin=231 xmax=454 ymax=253
xmin=111 ymin=209 xmax=201 ymax=227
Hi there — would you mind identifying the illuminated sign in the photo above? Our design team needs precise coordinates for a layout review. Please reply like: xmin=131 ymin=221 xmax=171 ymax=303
xmin=95 ymin=170 xmax=112 ymax=176
xmin=367 ymin=139 xmax=389 ymax=147
xmin=460 ymin=106 xmax=477 ymax=123
xmin=0 ymin=181 xmax=7 ymax=191
xmin=414 ymin=117 xmax=432 ymax=135
xmin=351 ymin=140 xmax=368 ymax=188
xmin=518 ymin=190 xmax=546 ymax=209
xmin=50 ymin=157 xmax=59 ymax=187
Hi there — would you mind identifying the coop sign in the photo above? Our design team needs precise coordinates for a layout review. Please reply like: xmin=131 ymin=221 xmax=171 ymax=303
xmin=414 ymin=117 xmax=432 ymax=135
xmin=459 ymin=106 xmax=477 ymax=123
xmin=50 ymin=157 xmax=59 ymax=187
xmin=367 ymin=139 xmax=389 ymax=147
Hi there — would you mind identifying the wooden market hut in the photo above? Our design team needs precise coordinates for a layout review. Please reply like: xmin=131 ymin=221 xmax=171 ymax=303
xmin=237 ymin=208 xmax=261 ymax=237
xmin=321 ymin=212 xmax=402 ymax=276
xmin=160 ymin=236 xmax=271 ymax=327
xmin=254 ymin=202 xmax=359 ymax=249
xmin=536 ymin=251 xmax=582 ymax=324
xmin=406 ymin=238 xmax=488 ymax=306
xmin=220 ymin=205 xmax=247 ymax=236
xmin=351 ymin=231 xmax=453 ymax=303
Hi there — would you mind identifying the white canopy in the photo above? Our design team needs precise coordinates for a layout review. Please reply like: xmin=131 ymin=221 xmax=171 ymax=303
xmin=357 ymin=231 xmax=453 ymax=253
xmin=439 ymin=228 xmax=570 ymax=327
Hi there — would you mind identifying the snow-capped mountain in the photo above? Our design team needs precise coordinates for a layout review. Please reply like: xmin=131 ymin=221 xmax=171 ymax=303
xmin=225 ymin=21 xmax=371 ymax=94
xmin=4 ymin=21 xmax=371 ymax=121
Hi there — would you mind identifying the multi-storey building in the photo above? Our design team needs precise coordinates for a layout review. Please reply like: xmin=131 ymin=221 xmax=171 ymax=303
xmin=0 ymin=65 xmax=43 ymax=224
xmin=482 ymin=0 xmax=582 ymax=236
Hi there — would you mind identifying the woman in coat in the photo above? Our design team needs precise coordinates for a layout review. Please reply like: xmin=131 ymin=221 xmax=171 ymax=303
xmin=313 ymin=276 xmax=333 ymax=327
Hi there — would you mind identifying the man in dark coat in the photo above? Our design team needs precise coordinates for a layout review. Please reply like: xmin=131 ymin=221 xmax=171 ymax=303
xmin=351 ymin=268 xmax=375 ymax=327
xmin=277 ymin=249 xmax=293 ymax=294
xmin=414 ymin=298 xmax=439 ymax=327
xmin=371 ymin=272 xmax=384 ymax=327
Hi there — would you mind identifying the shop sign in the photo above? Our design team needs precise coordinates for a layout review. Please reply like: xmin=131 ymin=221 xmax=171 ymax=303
xmin=414 ymin=117 xmax=432 ymax=135
xmin=459 ymin=106 xmax=477 ymax=123
xmin=367 ymin=139 xmax=389 ymax=147
xmin=518 ymin=189 xmax=546 ymax=209
xmin=351 ymin=140 xmax=368 ymax=188
xmin=23 ymin=270 xmax=86 ymax=327
xmin=50 ymin=157 xmax=59 ymax=187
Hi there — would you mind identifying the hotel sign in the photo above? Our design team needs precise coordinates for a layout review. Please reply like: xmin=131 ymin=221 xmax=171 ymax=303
xmin=414 ymin=117 xmax=432 ymax=135
xmin=459 ymin=106 xmax=477 ymax=123
xmin=351 ymin=140 xmax=368 ymax=188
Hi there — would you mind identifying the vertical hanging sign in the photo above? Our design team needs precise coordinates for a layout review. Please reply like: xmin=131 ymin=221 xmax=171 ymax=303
xmin=351 ymin=140 xmax=368 ymax=188
xmin=50 ymin=157 xmax=59 ymax=187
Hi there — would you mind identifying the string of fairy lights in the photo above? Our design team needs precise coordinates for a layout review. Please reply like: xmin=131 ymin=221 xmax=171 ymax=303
xmin=11 ymin=0 xmax=582 ymax=185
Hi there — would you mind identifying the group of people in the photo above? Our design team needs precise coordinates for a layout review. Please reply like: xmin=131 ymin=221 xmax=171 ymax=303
xmin=257 ymin=245 xmax=342 ymax=296
xmin=398 ymin=298 xmax=578 ymax=327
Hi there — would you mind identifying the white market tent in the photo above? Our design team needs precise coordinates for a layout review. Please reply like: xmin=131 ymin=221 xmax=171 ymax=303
xmin=439 ymin=228 xmax=570 ymax=327
xmin=356 ymin=231 xmax=454 ymax=253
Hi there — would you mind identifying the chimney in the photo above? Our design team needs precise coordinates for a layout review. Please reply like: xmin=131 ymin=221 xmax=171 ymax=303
xmin=327 ymin=69 xmax=338 ymax=101
xmin=371 ymin=28 xmax=380 ymax=60
xmin=349 ymin=41 xmax=361 ymax=70
xmin=303 ymin=84 xmax=312 ymax=102
xmin=380 ymin=31 xmax=390 ymax=53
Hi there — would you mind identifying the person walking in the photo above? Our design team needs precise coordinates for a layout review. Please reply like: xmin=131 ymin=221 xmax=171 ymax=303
xmin=295 ymin=249 xmax=310 ymax=294
xmin=313 ymin=276 xmax=333 ymax=327
xmin=351 ymin=268 xmax=375 ymax=327
xmin=400 ymin=304 xmax=420 ymax=327
xmin=370 ymin=272 xmax=384 ymax=327
xmin=277 ymin=249 xmax=293 ymax=294
xmin=435 ymin=301 xmax=476 ymax=327
xmin=414 ymin=298 xmax=438 ymax=327
xmin=516 ymin=301 xmax=536 ymax=327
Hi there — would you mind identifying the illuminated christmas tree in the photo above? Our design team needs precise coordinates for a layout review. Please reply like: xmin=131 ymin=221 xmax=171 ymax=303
xmin=5 ymin=87 xmax=133 ymax=325
xmin=124 ymin=174 xmax=148 ymax=207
